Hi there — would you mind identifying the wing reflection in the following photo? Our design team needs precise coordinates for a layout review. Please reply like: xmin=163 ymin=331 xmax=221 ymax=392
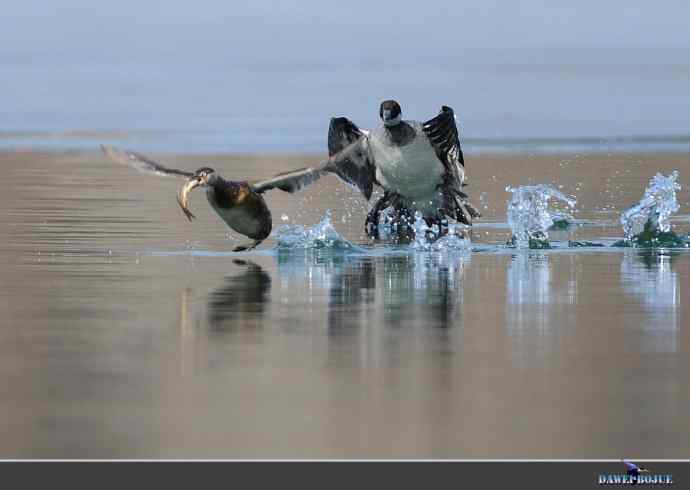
xmin=374 ymin=254 xmax=468 ymax=329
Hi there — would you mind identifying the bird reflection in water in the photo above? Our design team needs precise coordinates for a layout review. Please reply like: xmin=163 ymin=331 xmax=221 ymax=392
xmin=207 ymin=259 xmax=271 ymax=330
xmin=276 ymin=250 xmax=470 ymax=330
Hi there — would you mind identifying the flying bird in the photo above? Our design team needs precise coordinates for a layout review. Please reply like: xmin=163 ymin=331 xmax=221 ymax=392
xmin=100 ymin=145 xmax=323 ymax=251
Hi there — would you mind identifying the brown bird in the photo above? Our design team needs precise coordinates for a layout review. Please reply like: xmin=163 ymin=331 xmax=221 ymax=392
xmin=100 ymin=145 xmax=323 ymax=251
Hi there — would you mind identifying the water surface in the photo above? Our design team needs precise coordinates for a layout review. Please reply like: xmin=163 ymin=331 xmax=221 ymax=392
xmin=0 ymin=150 xmax=689 ymax=458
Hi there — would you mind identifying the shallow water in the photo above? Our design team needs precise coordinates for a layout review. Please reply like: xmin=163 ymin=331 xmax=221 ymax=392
xmin=1 ymin=150 xmax=689 ymax=458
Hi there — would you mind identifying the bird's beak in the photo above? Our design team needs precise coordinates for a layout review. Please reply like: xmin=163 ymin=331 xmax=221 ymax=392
xmin=382 ymin=109 xmax=400 ymax=127
xmin=177 ymin=177 xmax=202 ymax=221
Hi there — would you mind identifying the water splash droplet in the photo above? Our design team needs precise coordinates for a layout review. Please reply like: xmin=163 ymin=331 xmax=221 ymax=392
xmin=506 ymin=184 xmax=576 ymax=248
xmin=411 ymin=212 xmax=471 ymax=252
xmin=621 ymin=170 xmax=680 ymax=240
xmin=275 ymin=211 xmax=360 ymax=250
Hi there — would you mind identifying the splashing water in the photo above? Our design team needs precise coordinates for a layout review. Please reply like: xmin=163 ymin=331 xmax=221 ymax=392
xmin=506 ymin=184 xmax=576 ymax=248
xmin=274 ymin=211 xmax=359 ymax=250
xmin=620 ymin=171 xmax=680 ymax=240
xmin=411 ymin=212 xmax=472 ymax=252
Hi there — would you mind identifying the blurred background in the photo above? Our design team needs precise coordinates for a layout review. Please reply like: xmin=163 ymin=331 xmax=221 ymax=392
xmin=2 ymin=0 xmax=689 ymax=153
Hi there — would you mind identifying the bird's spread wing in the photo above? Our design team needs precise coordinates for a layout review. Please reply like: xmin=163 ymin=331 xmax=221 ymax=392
xmin=250 ymin=115 xmax=375 ymax=197
xmin=623 ymin=460 xmax=639 ymax=471
xmin=325 ymin=117 xmax=376 ymax=200
xmin=100 ymin=145 xmax=194 ymax=178
xmin=424 ymin=106 xmax=480 ymax=224
xmin=422 ymin=106 xmax=466 ymax=186
xmin=250 ymin=166 xmax=327 ymax=194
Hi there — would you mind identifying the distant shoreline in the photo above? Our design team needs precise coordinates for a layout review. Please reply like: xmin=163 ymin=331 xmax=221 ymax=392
xmin=1 ymin=146 xmax=689 ymax=158
xmin=1 ymin=131 xmax=690 ymax=156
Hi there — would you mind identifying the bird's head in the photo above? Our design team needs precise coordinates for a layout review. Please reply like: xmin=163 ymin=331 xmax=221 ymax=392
xmin=379 ymin=99 xmax=402 ymax=127
xmin=192 ymin=167 xmax=216 ymax=187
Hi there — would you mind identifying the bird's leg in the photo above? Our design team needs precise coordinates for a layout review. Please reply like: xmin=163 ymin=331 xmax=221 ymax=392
xmin=232 ymin=239 xmax=262 ymax=252
xmin=429 ymin=216 xmax=450 ymax=238
xmin=365 ymin=193 xmax=393 ymax=239
xmin=418 ymin=216 xmax=447 ymax=241
xmin=389 ymin=206 xmax=416 ymax=243
xmin=365 ymin=209 xmax=381 ymax=238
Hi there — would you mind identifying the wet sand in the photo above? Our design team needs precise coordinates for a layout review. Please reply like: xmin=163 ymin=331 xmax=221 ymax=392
xmin=0 ymin=149 xmax=689 ymax=458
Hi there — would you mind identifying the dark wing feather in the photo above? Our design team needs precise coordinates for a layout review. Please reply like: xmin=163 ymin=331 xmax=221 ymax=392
xmin=250 ymin=166 xmax=327 ymax=194
xmin=100 ymin=145 xmax=194 ymax=178
xmin=424 ymin=106 xmax=480 ymax=224
xmin=245 ymin=117 xmax=377 ymax=199
xmin=325 ymin=117 xmax=376 ymax=200
xmin=422 ymin=106 xmax=465 ymax=186
xmin=440 ymin=186 xmax=482 ymax=225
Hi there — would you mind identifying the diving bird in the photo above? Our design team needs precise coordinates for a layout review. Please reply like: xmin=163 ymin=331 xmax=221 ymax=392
xmin=325 ymin=100 xmax=481 ymax=236
xmin=100 ymin=145 xmax=323 ymax=251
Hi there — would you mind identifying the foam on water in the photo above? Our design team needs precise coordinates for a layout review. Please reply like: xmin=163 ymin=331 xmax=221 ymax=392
xmin=620 ymin=171 xmax=681 ymax=240
xmin=506 ymin=184 xmax=576 ymax=248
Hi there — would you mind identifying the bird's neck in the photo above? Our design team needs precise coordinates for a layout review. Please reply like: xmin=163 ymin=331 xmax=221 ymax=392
xmin=385 ymin=121 xmax=415 ymax=146
xmin=208 ymin=174 xmax=229 ymax=189
xmin=207 ymin=175 xmax=238 ymax=197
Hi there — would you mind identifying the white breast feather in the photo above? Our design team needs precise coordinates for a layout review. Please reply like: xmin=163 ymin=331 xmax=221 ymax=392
xmin=370 ymin=131 xmax=444 ymax=199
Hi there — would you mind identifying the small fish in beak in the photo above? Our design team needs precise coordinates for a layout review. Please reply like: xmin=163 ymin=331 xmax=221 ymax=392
xmin=177 ymin=177 xmax=201 ymax=221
